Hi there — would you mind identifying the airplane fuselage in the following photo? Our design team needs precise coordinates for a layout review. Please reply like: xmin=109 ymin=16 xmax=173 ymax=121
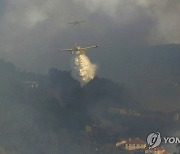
xmin=74 ymin=21 xmax=79 ymax=25
xmin=71 ymin=46 xmax=86 ymax=55
xmin=69 ymin=21 xmax=85 ymax=25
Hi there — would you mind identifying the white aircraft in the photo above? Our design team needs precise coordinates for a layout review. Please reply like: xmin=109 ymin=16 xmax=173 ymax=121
xmin=58 ymin=44 xmax=99 ymax=55
xmin=68 ymin=20 xmax=86 ymax=25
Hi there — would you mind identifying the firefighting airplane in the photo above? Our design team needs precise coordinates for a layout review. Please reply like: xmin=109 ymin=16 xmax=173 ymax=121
xmin=58 ymin=44 xmax=99 ymax=55
xmin=68 ymin=20 xmax=86 ymax=25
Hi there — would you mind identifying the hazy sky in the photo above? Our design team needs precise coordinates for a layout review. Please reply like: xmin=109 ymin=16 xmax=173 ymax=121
xmin=0 ymin=0 xmax=180 ymax=73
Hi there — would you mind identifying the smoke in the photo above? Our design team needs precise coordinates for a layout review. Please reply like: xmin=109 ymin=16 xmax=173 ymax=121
xmin=71 ymin=54 xmax=97 ymax=86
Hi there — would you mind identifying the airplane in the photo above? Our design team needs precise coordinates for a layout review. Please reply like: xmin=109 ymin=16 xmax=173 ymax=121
xmin=68 ymin=20 xmax=86 ymax=25
xmin=58 ymin=43 xmax=99 ymax=55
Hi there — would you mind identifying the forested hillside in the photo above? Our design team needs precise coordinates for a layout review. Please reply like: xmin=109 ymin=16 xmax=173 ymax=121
xmin=0 ymin=59 xmax=178 ymax=154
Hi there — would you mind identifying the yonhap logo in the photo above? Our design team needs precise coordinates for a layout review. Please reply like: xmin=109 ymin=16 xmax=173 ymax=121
xmin=147 ymin=132 xmax=161 ymax=148
xmin=164 ymin=137 xmax=180 ymax=144
xmin=147 ymin=132 xmax=180 ymax=149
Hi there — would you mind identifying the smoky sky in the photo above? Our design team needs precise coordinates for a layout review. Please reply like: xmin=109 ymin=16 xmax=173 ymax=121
xmin=0 ymin=0 xmax=179 ymax=72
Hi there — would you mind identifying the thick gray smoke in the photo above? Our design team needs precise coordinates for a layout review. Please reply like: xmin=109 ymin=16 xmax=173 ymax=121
xmin=71 ymin=54 xmax=97 ymax=86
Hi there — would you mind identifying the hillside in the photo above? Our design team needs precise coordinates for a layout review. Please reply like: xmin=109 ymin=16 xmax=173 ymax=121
xmin=104 ymin=44 xmax=180 ymax=111
xmin=0 ymin=59 xmax=179 ymax=154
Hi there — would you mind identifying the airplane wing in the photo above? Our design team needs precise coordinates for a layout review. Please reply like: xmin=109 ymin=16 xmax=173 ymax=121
xmin=83 ymin=45 xmax=99 ymax=50
xmin=79 ymin=21 xmax=86 ymax=23
xmin=58 ymin=49 xmax=73 ymax=52
xmin=68 ymin=22 xmax=75 ymax=24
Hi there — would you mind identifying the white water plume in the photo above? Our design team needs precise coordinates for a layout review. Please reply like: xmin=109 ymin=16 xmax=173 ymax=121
xmin=71 ymin=54 xmax=97 ymax=86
